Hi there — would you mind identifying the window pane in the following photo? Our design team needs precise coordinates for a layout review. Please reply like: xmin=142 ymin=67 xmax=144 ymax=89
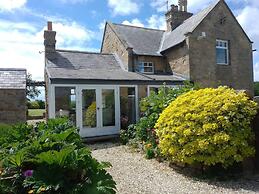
xmin=137 ymin=63 xmax=144 ymax=73
xmin=137 ymin=62 xmax=153 ymax=73
xmin=144 ymin=67 xmax=153 ymax=72
xmin=120 ymin=87 xmax=136 ymax=129
xmin=55 ymin=87 xmax=76 ymax=124
xmin=150 ymin=87 xmax=159 ymax=94
xmin=102 ymin=89 xmax=115 ymax=127
xmin=82 ymin=89 xmax=96 ymax=128
xmin=216 ymin=48 xmax=228 ymax=64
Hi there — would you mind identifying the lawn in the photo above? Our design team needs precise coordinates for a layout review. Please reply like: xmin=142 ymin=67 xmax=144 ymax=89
xmin=28 ymin=109 xmax=45 ymax=117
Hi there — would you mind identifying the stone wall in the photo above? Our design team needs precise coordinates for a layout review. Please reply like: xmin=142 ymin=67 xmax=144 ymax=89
xmin=101 ymin=24 xmax=130 ymax=70
xmin=134 ymin=55 xmax=169 ymax=74
xmin=164 ymin=42 xmax=190 ymax=77
xmin=0 ymin=89 xmax=26 ymax=124
xmin=188 ymin=1 xmax=254 ymax=95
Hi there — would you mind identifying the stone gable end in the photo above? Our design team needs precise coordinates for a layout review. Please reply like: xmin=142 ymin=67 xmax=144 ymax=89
xmin=188 ymin=0 xmax=253 ymax=95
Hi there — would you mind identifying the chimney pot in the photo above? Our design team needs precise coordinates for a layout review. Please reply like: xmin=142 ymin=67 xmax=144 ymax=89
xmin=47 ymin=21 xmax=52 ymax=31
xmin=165 ymin=0 xmax=192 ymax=31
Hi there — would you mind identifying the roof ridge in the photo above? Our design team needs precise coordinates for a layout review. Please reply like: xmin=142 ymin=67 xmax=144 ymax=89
xmin=112 ymin=22 xmax=165 ymax=32
xmin=160 ymin=0 xmax=221 ymax=52
xmin=107 ymin=22 xmax=132 ymax=49
xmin=56 ymin=49 xmax=113 ymax=55
xmin=178 ymin=1 xmax=217 ymax=31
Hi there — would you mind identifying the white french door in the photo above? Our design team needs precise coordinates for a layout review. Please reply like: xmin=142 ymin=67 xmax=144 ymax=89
xmin=78 ymin=86 xmax=120 ymax=137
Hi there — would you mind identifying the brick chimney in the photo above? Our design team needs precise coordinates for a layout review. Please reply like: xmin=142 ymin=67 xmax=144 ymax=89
xmin=44 ymin=21 xmax=56 ymax=58
xmin=165 ymin=0 xmax=193 ymax=31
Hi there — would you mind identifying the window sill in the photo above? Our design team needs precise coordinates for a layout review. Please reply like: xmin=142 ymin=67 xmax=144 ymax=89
xmin=217 ymin=63 xmax=229 ymax=65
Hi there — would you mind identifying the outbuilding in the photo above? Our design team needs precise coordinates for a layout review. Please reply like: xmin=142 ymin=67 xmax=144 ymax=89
xmin=0 ymin=68 xmax=27 ymax=124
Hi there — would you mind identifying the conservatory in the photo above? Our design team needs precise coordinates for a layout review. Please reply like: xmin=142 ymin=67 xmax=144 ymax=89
xmin=45 ymin=50 xmax=185 ymax=138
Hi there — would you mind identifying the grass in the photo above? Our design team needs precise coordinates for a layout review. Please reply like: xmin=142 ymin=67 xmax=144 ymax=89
xmin=28 ymin=109 xmax=45 ymax=117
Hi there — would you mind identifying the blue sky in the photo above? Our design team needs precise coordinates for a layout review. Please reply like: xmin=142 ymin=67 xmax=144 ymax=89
xmin=0 ymin=0 xmax=259 ymax=100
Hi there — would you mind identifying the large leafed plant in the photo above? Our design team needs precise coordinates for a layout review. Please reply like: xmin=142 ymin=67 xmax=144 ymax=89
xmin=0 ymin=118 xmax=116 ymax=194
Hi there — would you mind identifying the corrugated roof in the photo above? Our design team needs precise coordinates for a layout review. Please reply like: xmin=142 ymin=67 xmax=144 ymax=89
xmin=46 ymin=50 xmax=186 ymax=82
xmin=0 ymin=68 xmax=26 ymax=89
xmin=110 ymin=23 xmax=164 ymax=56
xmin=160 ymin=0 xmax=220 ymax=52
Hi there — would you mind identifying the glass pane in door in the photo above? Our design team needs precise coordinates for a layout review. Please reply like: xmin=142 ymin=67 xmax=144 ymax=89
xmin=120 ymin=87 xmax=136 ymax=129
xmin=55 ymin=87 xmax=76 ymax=125
xmin=102 ymin=89 xmax=115 ymax=127
xmin=82 ymin=89 xmax=96 ymax=128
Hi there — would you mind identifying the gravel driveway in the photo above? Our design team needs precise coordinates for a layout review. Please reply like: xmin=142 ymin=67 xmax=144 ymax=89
xmin=89 ymin=142 xmax=259 ymax=194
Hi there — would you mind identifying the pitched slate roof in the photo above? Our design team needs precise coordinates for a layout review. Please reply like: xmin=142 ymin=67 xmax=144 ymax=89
xmin=0 ymin=68 xmax=26 ymax=89
xmin=46 ymin=50 xmax=186 ymax=82
xmin=107 ymin=0 xmax=222 ymax=54
xmin=110 ymin=23 xmax=164 ymax=56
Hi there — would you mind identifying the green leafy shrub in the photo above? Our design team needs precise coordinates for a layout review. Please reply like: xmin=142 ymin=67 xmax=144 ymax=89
xmin=155 ymin=87 xmax=258 ymax=167
xmin=0 ymin=118 xmax=116 ymax=194
xmin=120 ymin=124 xmax=136 ymax=145
xmin=254 ymin=82 xmax=259 ymax=96
xmin=136 ymin=82 xmax=196 ymax=144
xmin=119 ymin=83 xmax=195 ymax=159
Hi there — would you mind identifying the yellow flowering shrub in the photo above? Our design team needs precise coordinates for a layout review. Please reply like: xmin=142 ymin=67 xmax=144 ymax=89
xmin=155 ymin=87 xmax=258 ymax=167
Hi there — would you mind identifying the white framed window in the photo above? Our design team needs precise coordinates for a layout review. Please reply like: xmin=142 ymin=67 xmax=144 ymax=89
xmin=216 ymin=39 xmax=229 ymax=65
xmin=137 ymin=62 xmax=154 ymax=73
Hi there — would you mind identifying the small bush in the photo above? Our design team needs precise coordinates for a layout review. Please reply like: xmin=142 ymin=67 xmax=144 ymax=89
xmin=27 ymin=100 xmax=46 ymax=109
xmin=28 ymin=101 xmax=40 ymax=109
xmin=155 ymin=87 xmax=257 ymax=168
xmin=120 ymin=124 xmax=136 ymax=145
xmin=0 ymin=118 xmax=116 ymax=194
xmin=136 ymin=82 xmax=196 ymax=144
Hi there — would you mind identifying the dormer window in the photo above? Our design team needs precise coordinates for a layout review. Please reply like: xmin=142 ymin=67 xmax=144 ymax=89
xmin=216 ymin=39 xmax=229 ymax=65
xmin=137 ymin=62 xmax=154 ymax=73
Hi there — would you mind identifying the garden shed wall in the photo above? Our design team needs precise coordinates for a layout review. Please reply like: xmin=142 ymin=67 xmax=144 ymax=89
xmin=0 ymin=68 xmax=27 ymax=124
xmin=0 ymin=89 xmax=26 ymax=124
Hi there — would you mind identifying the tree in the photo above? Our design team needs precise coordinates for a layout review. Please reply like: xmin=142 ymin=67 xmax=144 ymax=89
xmin=254 ymin=82 xmax=259 ymax=96
xmin=26 ymin=73 xmax=40 ymax=101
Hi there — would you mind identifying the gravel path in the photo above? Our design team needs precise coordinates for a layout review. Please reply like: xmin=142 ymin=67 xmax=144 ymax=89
xmin=89 ymin=142 xmax=259 ymax=194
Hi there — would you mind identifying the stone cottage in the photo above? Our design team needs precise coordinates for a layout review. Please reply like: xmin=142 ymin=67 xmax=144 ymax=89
xmin=0 ymin=68 xmax=27 ymax=124
xmin=44 ymin=0 xmax=254 ymax=138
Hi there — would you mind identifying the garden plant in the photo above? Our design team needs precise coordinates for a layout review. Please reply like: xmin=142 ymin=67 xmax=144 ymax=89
xmin=155 ymin=87 xmax=257 ymax=168
xmin=121 ymin=82 xmax=197 ymax=159
xmin=0 ymin=118 xmax=116 ymax=194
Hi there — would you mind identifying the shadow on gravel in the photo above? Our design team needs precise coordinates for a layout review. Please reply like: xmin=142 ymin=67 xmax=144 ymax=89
xmin=85 ymin=140 xmax=121 ymax=151
xmin=170 ymin=163 xmax=259 ymax=193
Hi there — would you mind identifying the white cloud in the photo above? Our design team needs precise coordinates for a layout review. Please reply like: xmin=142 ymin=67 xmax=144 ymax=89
xmin=0 ymin=0 xmax=27 ymax=12
xmin=0 ymin=19 xmax=97 ymax=80
xmin=147 ymin=15 xmax=166 ymax=30
xmin=107 ymin=0 xmax=140 ymax=16
xmin=98 ymin=20 xmax=106 ymax=31
xmin=53 ymin=22 xmax=95 ymax=48
xmin=150 ymin=0 xmax=215 ymax=13
xmin=122 ymin=19 xmax=144 ymax=27
xmin=121 ymin=16 xmax=165 ymax=30
xmin=236 ymin=6 xmax=259 ymax=81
